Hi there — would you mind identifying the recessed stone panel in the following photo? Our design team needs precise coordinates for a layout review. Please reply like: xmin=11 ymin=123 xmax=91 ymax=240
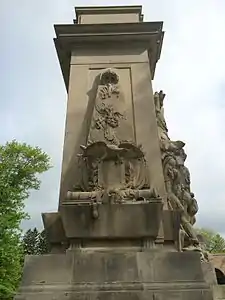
xmin=72 ymin=252 xmax=139 ymax=283
xmin=61 ymin=202 xmax=162 ymax=239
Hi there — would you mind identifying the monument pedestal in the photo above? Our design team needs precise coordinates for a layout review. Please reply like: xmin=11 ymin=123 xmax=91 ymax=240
xmin=15 ymin=251 xmax=214 ymax=300
xmin=16 ymin=203 xmax=215 ymax=300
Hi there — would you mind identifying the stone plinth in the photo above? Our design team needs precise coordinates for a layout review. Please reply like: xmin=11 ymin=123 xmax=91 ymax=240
xmin=42 ymin=204 xmax=181 ymax=251
xmin=60 ymin=202 xmax=162 ymax=240
xmin=15 ymin=251 xmax=214 ymax=300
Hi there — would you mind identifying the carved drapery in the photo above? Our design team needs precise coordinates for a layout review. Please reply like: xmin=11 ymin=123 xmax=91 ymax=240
xmin=156 ymin=90 xmax=208 ymax=260
xmin=162 ymin=153 xmax=198 ymax=238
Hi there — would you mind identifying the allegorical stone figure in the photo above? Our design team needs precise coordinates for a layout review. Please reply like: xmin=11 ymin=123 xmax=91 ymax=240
xmin=154 ymin=91 xmax=184 ymax=154
xmin=155 ymin=90 xmax=208 ymax=259
xmin=162 ymin=153 xmax=199 ymax=249
xmin=176 ymin=147 xmax=198 ymax=225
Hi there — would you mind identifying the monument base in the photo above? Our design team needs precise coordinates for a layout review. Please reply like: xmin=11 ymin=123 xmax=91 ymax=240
xmin=15 ymin=250 xmax=215 ymax=300
xmin=213 ymin=285 xmax=225 ymax=299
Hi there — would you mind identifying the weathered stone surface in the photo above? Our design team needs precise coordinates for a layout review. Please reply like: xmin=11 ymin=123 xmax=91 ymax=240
xmin=162 ymin=210 xmax=180 ymax=242
xmin=60 ymin=202 xmax=162 ymax=239
xmin=210 ymin=254 xmax=225 ymax=274
xmin=202 ymin=261 xmax=218 ymax=285
xmin=19 ymin=254 xmax=73 ymax=286
xmin=15 ymin=250 xmax=214 ymax=300
xmin=75 ymin=6 xmax=143 ymax=24
xmin=154 ymin=291 xmax=213 ymax=300
xmin=213 ymin=285 xmax=225 ymax=299
xmin=42 ymin=212 xmax=67 ymax=243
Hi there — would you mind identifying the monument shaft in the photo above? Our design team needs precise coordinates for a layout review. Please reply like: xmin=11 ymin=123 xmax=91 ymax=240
xmin=56 ymin=19 xmax=166 ymax=206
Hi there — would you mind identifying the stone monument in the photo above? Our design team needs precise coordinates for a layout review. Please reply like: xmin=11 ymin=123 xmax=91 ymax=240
xmin=15 ymin=6 xmax=219 ymax=300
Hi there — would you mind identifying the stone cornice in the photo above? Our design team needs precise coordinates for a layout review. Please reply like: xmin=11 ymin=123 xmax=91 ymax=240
xmin=54 ymin=22 xmax=164 ymax=90
xmin=55 ymin=22 xmax=163 ymax=36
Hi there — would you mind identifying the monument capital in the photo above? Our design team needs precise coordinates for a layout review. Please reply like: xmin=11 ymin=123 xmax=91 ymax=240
xmin=54 ymin=6 xmax=164 ymax=90
xmin=74 ymin=5 xmax=144 ymax=24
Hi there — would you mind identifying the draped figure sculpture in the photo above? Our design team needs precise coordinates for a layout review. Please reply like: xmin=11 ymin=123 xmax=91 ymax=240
xmin=154 ymin=91 xmax=208 ymax=260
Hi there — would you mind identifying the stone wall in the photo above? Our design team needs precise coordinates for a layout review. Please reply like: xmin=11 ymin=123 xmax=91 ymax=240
xmin=210 ymin=254 xmax=225 ymax=274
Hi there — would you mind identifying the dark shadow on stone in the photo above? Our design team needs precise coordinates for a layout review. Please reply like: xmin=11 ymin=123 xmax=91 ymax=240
xmin=59 ymin=73 xmax=100 ymax=206
xmin=215 ymin=268 xmax=225 ymax=285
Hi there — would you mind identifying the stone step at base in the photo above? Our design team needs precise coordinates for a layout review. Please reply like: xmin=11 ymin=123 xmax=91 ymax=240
xmin=14 ymin=250 xmax=217 ymax=300
xmin=213 ymin=285 xmax=225 ymax=299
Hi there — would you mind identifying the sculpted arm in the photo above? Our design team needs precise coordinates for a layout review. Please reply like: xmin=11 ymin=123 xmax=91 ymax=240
xmin=154 ymin=92 xmax=161 ymax=114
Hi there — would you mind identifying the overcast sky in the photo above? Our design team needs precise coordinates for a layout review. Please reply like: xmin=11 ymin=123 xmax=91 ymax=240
xmin=1 ymin=0 xmax=225 ymax=236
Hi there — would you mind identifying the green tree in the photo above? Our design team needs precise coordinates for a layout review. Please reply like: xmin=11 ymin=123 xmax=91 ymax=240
xmin=23 ymin=228 xmax=39 ymax=255
xmin=0 ymin=140 xmax=51 ymax=299
xmin=197 ymin=228 xmax=225 ymax=253
xmin=37 ymin=229 xmax=50 ymax=255
xmin=22 ymin=228 xmax=50 ymax=255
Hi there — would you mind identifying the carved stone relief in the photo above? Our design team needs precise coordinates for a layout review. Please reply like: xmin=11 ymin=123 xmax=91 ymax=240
xmin=72 ymin=141 xmax=158 ymax=204
xmin=154 ymin=91 xmax=185 ymax=154
xmin=162 ymin=153 xmax=198 ymax=243
xmin=67 ymin=70 xmax=159 ymax=208
xmin=156 ymin=90 xmax=208 ymax=260
xmin=88 ymin=68 xmax=126 ymax=146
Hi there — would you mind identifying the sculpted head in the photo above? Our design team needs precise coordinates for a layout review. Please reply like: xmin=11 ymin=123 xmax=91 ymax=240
xmin=100 ymin=68 xmax=119 ymax=85
xmin=158 ymin=90 xmax=165 ymax=107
